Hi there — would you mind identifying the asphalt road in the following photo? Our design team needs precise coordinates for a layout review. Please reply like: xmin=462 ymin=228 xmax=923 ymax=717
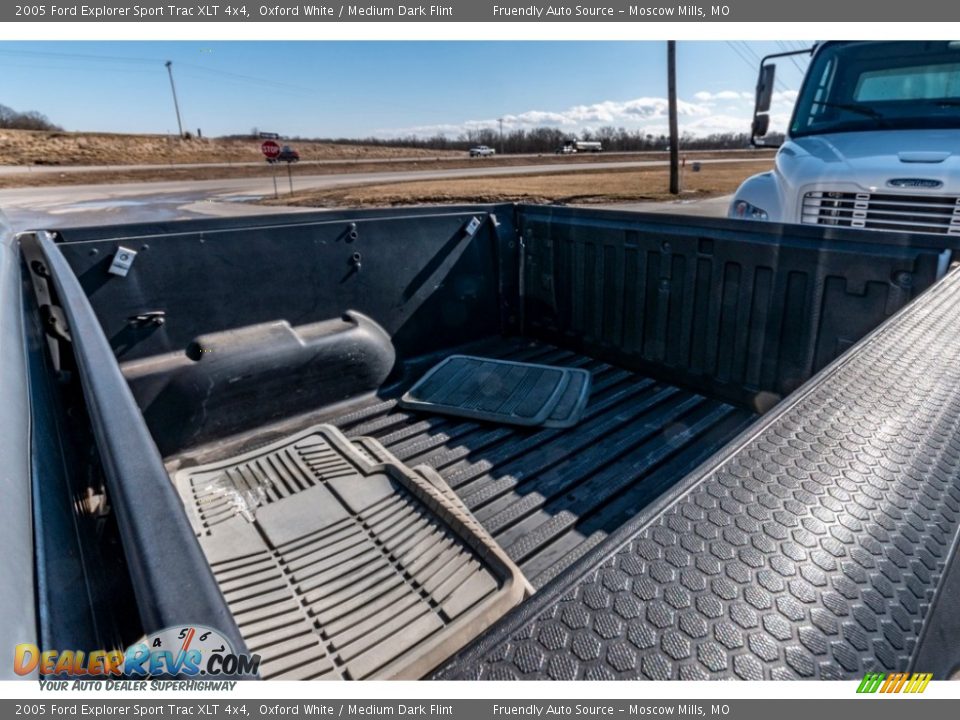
xmin=0 ymin=157 xmax=745 ymax=231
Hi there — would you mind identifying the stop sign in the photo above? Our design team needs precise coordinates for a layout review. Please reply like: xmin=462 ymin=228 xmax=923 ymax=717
xmin=261 ymin=140 xmax=281 ymax=159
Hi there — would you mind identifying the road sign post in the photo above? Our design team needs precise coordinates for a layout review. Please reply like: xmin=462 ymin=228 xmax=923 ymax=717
xmin=261 ymin=140 xmax=281 ymax=199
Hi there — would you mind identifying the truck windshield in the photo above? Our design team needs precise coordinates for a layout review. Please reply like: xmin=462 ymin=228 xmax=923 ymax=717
xmin=790 ymin=41 xmax=960 ymax=138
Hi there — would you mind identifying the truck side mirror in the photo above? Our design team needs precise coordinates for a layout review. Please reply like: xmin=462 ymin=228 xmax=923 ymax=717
xmin=756 ymin=64 xmax=776 ymax=113
xmin=752 ymin=113 xmax=770 ymax=138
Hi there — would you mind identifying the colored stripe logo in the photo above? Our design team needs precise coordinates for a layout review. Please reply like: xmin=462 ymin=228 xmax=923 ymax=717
xmin=857 ymin=672 xmax=932 ymax=694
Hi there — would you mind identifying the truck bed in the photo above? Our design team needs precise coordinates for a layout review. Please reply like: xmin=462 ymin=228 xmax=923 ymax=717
xmin=17 ymin=204 xmax=960 ymax=680
xmin=326 ymin=338 xmax=756 ymax=587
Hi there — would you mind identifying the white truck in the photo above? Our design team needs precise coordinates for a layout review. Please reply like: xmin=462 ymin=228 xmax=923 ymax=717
xmin=469 ymin=145 xmax=496 ymax=157
xmin=730 ymin=41 xmax=960 ymax=237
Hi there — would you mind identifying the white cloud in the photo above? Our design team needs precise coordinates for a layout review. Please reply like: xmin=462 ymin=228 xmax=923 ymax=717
xmin=694 ymin=90 xmax=753 ymax=102
xmin=683 ymin=114 xmax=754 ymax=134
xmin=773 ymin=89 xmax=799 ymax=103
xmin=378 ymin=88 xmax=799 ymax=139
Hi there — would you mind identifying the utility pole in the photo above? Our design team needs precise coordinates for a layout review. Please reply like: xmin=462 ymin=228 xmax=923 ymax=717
xmin=165 ymin=60 xmax=184 ymax=139
xmin=498 ymin=118 xmax=504 ymax=154
xmin=667 ymin=41 xmax=680 ymax=195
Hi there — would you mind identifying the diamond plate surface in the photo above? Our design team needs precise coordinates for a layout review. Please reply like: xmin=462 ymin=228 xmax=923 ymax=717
xmin=436 ymin=270 xmax=960 ymax=680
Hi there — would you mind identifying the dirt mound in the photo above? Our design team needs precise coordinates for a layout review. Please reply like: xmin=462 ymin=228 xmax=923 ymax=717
xmin=0 ymin=129 xmax=457 ymax=166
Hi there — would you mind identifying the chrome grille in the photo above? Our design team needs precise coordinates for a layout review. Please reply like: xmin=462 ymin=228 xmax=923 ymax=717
xmin=802 ymin=191 xmax=960 ymax=236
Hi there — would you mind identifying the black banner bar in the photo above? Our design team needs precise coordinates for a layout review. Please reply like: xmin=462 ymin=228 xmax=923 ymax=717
xmin=2 ymin=699 xmax=960 ymax=720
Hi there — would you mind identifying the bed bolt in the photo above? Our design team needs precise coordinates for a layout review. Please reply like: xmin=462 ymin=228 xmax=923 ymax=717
xmin=351 ymin=251 xmax=362 ymax=271
xmin=348 ymin=223 xmax=358 ymax=241
xmin=893 ymin=271 xmax=913 ymax=288
xmin=108 ymin=246 xmax=137 ymax=277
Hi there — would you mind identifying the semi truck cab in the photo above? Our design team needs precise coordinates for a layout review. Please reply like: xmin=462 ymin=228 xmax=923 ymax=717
xmin=557 ymin=139 xmax=603 ymax=153
xmin=730 ymin=40 xmax=960 ymax=236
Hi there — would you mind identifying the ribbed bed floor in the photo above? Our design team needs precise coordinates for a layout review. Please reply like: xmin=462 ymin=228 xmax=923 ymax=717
xmin=329 ymin=338 xmax=757 ymax=588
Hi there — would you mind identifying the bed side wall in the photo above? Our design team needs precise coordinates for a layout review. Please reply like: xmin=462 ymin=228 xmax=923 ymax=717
xmin=519 ymin=206 xmax=953 ymax=410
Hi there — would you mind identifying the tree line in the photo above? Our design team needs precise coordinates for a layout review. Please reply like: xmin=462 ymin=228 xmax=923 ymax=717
xmin=3 ymin=113 xmax=780 ymax=151
xmin=264 ymin=126 xmax=783 ymax=153
xmin=0 ymin=104 xmax=63 ymax=131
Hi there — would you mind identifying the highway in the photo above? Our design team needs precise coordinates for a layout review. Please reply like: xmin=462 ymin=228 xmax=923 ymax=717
xmin=0 ymin=157 xmax=748 ymax=230
xmin=0 ymin=156 xmax=458 ymax=175
xmin=0 ymin=148 xmax=767 ymax=176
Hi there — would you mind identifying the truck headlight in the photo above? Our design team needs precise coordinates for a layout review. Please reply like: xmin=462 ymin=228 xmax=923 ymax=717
xmin=731 ymin=200 xmax=769 ymax=221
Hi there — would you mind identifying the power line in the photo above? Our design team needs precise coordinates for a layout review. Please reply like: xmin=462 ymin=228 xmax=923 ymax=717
xmin=737 ymin=41 xmax=763 ymax=65
xmin=776 ymin=41 xmax=807 ymax=75
xmin=176 ymin=62 xmax=317 ymax=94
xmin=725 ymin=41 xmax=761 ymax=80
xmin=1 ymin=61 xmax=160 ymax=77
xmin=741 ymin=42 xmax=791 ymax=93
xmin=0 ymin=48 xmax=159 ymax=65
xmin=175 ymin=68 xmax=307 ymax=99
xmin=0 ymin=47 xmax=317 ymax=94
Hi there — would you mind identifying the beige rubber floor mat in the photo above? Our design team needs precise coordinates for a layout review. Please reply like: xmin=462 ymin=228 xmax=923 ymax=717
xmin=351 ymin=436 xmax=534 ymax=598
xmin=174 ymin=424 xmax=529 ymax=680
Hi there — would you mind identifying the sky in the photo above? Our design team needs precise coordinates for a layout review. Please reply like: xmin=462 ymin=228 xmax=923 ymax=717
xmin=0 ymin=41 xmax=810 ymax=139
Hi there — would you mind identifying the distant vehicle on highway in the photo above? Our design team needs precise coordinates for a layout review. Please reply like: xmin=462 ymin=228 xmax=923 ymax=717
xmin=469 ymin=145 xmax=496 ymax=157
xmin=267 ymin=145 xmax=300 ymax=164
xmin=557 ymin=140 xmax=603 ymax=154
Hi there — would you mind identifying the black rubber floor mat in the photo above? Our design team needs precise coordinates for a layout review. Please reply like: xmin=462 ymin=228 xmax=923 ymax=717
xmin=399 ymin=354 xmax=591 ymax=428
xmin=173 ymin=424 xmax=529 ymax=680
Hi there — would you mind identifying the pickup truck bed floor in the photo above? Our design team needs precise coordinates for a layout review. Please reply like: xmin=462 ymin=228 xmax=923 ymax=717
xmin=327 ymin=338 xmax=757 ymax=588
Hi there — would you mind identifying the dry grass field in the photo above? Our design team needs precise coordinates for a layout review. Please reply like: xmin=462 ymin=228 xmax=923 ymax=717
xmin=0 ymin=128 xmax=458 ymax=166
xmin=261 ymin=160 xmax=774 ymax=208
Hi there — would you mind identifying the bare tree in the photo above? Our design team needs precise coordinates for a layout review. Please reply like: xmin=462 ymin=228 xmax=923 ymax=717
xmin=0 ymin=104 xmax=62 ymax=131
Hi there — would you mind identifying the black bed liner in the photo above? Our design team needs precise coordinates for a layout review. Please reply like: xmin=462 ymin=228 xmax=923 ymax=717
xmin=326 ymin=338 xmax=756 ymax=588
xmin=434 ymin=268 xmax=960 ymax=681
xmin=24 ymin=204 xmax=960 ymax=680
